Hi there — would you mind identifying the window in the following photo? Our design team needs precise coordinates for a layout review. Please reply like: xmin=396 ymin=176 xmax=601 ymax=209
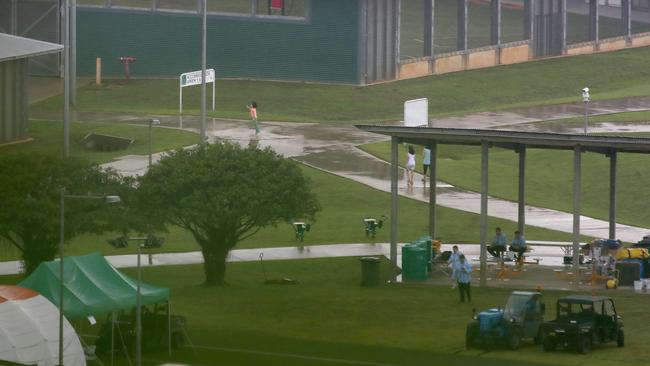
xmin=255 ymin=0 xmax=306 ymax=17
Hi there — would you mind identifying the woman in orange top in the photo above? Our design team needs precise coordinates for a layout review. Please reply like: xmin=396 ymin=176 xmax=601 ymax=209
xmin=246 ymin=101 xmax=259 ymax=135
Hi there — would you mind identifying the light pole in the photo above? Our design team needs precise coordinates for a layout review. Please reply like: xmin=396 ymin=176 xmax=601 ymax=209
xmin=148 ymin=119 xmax=160 ymax=169
xmin=582 ymin=87 xmax=590 ymax=135
xmin=59 ymin=189 xmax=120 ymax=366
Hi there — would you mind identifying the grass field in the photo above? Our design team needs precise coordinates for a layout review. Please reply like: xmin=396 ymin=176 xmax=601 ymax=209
xmin=360 ymin=134 xmax=650 ymax=230
xmin=30 ymin=47 xmax=650 ymax=123
xmin=0 ymin=120 xmax=199 ymax=164
xmin=537 ymin=110 xmax=650 ymax=128
xmin=14 ymin=258 xmax=648 ymax=366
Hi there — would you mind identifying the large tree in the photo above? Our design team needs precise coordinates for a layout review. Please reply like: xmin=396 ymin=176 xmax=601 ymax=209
xmin=0 ymin=153 xmax=134 ymax=273
xmin=137 ymin=142 xmax=320 ymax=285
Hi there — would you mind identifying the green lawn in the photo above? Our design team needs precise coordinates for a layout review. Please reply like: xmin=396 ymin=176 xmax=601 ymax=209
xmin=537 ymin=110 xmax=650 ymax=128
xmin=30 ymin=47 xmax=650 ymax=123
xmin=360 ymin=136 xmax=650 ymax=230
xmin=12 ymin=258 xmax=648 ymax=366
xmin=0 ymin=120 xmax=199 ymax=164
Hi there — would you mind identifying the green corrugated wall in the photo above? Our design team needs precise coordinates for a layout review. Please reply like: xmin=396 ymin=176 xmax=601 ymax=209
xmin=0 ymin=59 xmax=29 ymax=144
xmin=77 ymin=0 xmax=360 ymax=84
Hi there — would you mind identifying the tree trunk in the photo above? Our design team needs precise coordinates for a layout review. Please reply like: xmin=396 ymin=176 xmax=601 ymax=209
xmin=201 ymin=246 xmax=229 ymax=285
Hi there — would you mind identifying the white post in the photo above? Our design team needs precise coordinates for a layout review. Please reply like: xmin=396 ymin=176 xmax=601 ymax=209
xmin=179 ymin=77 xmax=183 ymax=115
xmin=212 ymin=78 xmax=216 ymax=111
xmin=136 ymin=243 xmax=142 ymax=366
xmin=200 ymin=0 xmax=207 ymax=143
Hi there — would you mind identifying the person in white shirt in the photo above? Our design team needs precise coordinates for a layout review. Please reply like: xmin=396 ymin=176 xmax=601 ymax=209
xmin=452 ymin=255 xmax=472 ymax=303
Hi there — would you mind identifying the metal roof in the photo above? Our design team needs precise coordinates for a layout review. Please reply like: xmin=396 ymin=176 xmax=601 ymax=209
xmin=0 ymin=33 xmax=63 ymax=62
xmin=558 ymin=295 xmax=611 ymax=303
xmin=355 ymin=125 xmax=650 ymax=154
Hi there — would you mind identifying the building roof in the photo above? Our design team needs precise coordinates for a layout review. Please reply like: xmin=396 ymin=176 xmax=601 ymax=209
xmin=355 ymin=125 xmax=650 ymax=155
xmin=0 ymin=33 xmax=63 ymax=62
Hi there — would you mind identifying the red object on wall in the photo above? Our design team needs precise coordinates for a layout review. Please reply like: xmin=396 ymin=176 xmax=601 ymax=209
xmin=271 ymin=0 xmax=284 ymax=9
xmin=119 ymin=56 xmax=137 ymax=81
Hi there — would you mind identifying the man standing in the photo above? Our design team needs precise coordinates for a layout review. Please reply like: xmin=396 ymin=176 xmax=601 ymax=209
xmin=509 ymin=230 xmax=527 ymax=262
xmin=487 ymin=227 xmax=507 ymax=258
xmin=422 ymin=147 xmax=431 ymax=184
xmin=452 ymin=254 xmax=472 ymax=303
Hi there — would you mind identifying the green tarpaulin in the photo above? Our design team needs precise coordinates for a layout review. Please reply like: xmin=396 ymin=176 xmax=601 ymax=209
xmin=20 ymin=252 xmax=170 ymax=319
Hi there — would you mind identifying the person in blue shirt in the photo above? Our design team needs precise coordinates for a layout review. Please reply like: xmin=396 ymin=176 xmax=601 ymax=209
xmin=452 ymin=254 xmax=472 ymax=303
xmin=422 ymin=147 xmax=431 ymax=184
xmin=487 ymin=227 xmax=507 ymax=258
xmin=447 ymin=245 xmax=462 ymax=267
xmin=509 ymin=230 xmax=527 ymax=262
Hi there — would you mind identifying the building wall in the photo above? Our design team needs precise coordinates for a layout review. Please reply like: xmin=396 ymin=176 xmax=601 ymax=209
xmin=0 ymin=58 xmax=29 ymax=144
xmin=76 ymin=0 xmax=361 ymax=84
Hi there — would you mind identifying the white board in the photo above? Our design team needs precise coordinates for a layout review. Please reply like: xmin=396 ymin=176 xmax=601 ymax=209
xmin=179 ymin=68 xmax=216 ymax=114
xmin=404 ymin=98 xmax=428 ymax=127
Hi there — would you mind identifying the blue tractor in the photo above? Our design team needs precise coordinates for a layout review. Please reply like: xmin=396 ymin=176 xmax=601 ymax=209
xmin=466 ymin=291 xmax=546 ymax=350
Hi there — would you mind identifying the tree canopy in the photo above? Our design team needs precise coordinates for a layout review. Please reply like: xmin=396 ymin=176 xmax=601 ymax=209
xmin=137 ymin=142 xmax=320 ymax=285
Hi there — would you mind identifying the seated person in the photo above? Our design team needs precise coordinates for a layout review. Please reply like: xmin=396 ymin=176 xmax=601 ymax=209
xmin=509 ymin=230 xmax=526 ymax=262
xmin=487 ymin=227 xmax=507 ymax=258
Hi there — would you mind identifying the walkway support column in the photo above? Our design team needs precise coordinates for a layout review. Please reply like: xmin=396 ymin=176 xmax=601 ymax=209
xmin=573 ymin=146 xmax=582 ymax=276
xmin=424 ymin=0 xmax=434 ymax=57
xmin=609 ymin=150 xmax=617 ymax=239
xmin=517 ymin=146 xmax=526 ymax=234
xmin=480 ymin=141 xmax=489 ymax=287
xmin=429 ymin=143 xmax=437 ymax=239
xmin=589 ymin=0 xmax=599 ymax=42
xmin=457 ymin=0 xmax=468 ymax=51
xmin=491 ymin=0 xmax=501 ymax=46
xmin=391 ymin=136 xmax=399 ymax=281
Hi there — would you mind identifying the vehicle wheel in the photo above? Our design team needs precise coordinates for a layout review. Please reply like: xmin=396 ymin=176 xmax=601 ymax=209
xmin=577 ymin=336 xmax=592 ymax=354
xmin=465 ymin=322 xmax=478 ymax=349
xmin=507 ymin=327 xmax=521 ymax=350
xmin=617 ymin=329 xmax=625 ymax=347
xmin=543 ymin=337 xmax=556 ymax=352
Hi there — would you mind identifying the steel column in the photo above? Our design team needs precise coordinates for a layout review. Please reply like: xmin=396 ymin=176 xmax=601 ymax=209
xmin=429 ymin=143 xmax=437 ymax=239
xmin=63 ymin=0 xmax=70 ymax=158
xmin=491 ymin=0 xmax=501 ymax=45
xmin=390 ymin=136 xmax=399 ymax=281
xmin=524 ymin=0 xmax=533 ymax=39
xmin=11 ymin=0 xmax=17 ymax=35
xmin=71 ymin=0 xmax=77 ymax=106
xmin=609 ymin=151 xmax=617 ymax=239
xmin=560 ymin=0 xmax=567 ymax=52
xmin=622 ymin=0 xmax=631 ymax=40
xmin=589 ymin=0 xmax=599 ymax=42
xmin=424 ymin=0 xmax=434 ymax=57
xmin=200 ymin=0 xmax=207 ymax=143
xmin=572 ymin=146 xmax=582 ymax=276
xmin=518 ymin=146 xmax=526 ymax=234
xmin=480 ymin=141 xmax=489 ymax=287
xmin=457 ymin=0 xmax=468 ymax=51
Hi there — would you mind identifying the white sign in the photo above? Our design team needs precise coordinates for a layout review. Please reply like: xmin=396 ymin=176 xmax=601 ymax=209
xmin=179 ymin=68 xmax=216 ymax=114
xmin=404 ymin=98 xmax=428 ymax=127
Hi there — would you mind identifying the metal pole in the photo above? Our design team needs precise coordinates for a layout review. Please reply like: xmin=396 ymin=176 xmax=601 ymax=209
xmin=609 ymin=151 xmax=617 ymax=239
xmin=111 ymin=312 xmax=115 ymax=366
xmin=424 ymin=0 xmax=434 ymax=57
xmin=429 ymin=143 xmax=437 ymax=240
xmin=148 ymin=121 xmax=152 ymax=169
xmin=491 ymin=0 xmax=501 ymax=46
xmin=70 ymin=0 xmax=77 ymax=106
xmin=136 ymin=242 xmax=142 ymax=366
xmin=59 ymin=188 xmax=65 ymax=366
xmin=480 ymin=141 xmax=488 ymax=287
xmin=457 ymin=0 xmax=468 ymax=51
xmin=200 ymin=0 xmax=207 ymax=143
xmin=573 ymin=146 xmax=582 ymax=277
xmin=584 ymin=100 xmax=589 ymax=135
xmin=390 ymin=136 xmax=399 ymax=281
xmin=63 ymin=0 xmax=70 ymax=158
xmin=517 ymin=146 xmax=526 ymax=234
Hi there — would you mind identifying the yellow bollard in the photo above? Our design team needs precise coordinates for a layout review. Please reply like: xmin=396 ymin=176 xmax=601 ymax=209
xmin=95 ymin=57 xmax=102 ymax=85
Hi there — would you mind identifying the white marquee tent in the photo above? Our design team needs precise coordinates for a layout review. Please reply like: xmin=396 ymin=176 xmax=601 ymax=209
xmin=0 ymin=285 xmax=85 ymax=366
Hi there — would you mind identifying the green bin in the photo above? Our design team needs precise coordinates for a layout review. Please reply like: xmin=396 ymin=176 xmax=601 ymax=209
xmin=401 ymin=245 xmax=428 ymax=281
xmin=359 ymin=257 xmax=382 ymax=286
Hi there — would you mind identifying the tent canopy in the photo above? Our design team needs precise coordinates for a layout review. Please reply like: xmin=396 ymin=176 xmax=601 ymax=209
xmin=0 ymin=285 xmax=85 ymax=366
xmin=20 ymin=252 xmax=170 ymax=319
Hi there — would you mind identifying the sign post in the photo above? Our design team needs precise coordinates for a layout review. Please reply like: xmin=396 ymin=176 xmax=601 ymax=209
xmin=179 ymin=68 xmax=216 ymax=114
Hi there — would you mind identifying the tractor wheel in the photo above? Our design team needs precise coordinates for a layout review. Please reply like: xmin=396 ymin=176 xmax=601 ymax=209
xmin=542 ymin=337 xmax=556 ymax=352
xmin=577 ymin=335 xmax=592 ymax=354
xmin=465 ymin=322 xmax=478 ymax=349
xmin=617 ymin=330 xmax=625 ymax=347
xmin=507 ymin=327 xmax=521 ymax=350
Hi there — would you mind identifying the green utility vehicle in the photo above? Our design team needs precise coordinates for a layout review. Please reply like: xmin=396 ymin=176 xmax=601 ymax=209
xmin=466 ymin=291 xmax=545 ymax=350
xmin=541 ymin=295 xmax=624 ymax=354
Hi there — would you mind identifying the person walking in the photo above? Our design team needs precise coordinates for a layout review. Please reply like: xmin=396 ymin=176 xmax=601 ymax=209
xmin=509 ymin=230 xmax=527 ymax=262
xmin=246 ymin=101 xmax=260 ymax=135
xmin=447 ymin=245 xmax=462 ymax=267
xmin=487 ymin=227 xmax=507 ymax=258
xmin=406 ymin=145 xmax=416 ymax=187
xmin=452 ymin=254 xmax=472 ymax=303
xmin=422 ymin=147 xmax=431 ymax=184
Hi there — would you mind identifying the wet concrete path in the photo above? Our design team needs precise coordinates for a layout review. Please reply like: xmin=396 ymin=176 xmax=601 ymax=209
xmin=50 ymin=95 xmax=650 ymax=242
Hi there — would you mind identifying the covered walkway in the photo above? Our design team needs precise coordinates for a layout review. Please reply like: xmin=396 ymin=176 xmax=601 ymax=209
xmin=355 ymin=126 xmax=650 ymax=285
